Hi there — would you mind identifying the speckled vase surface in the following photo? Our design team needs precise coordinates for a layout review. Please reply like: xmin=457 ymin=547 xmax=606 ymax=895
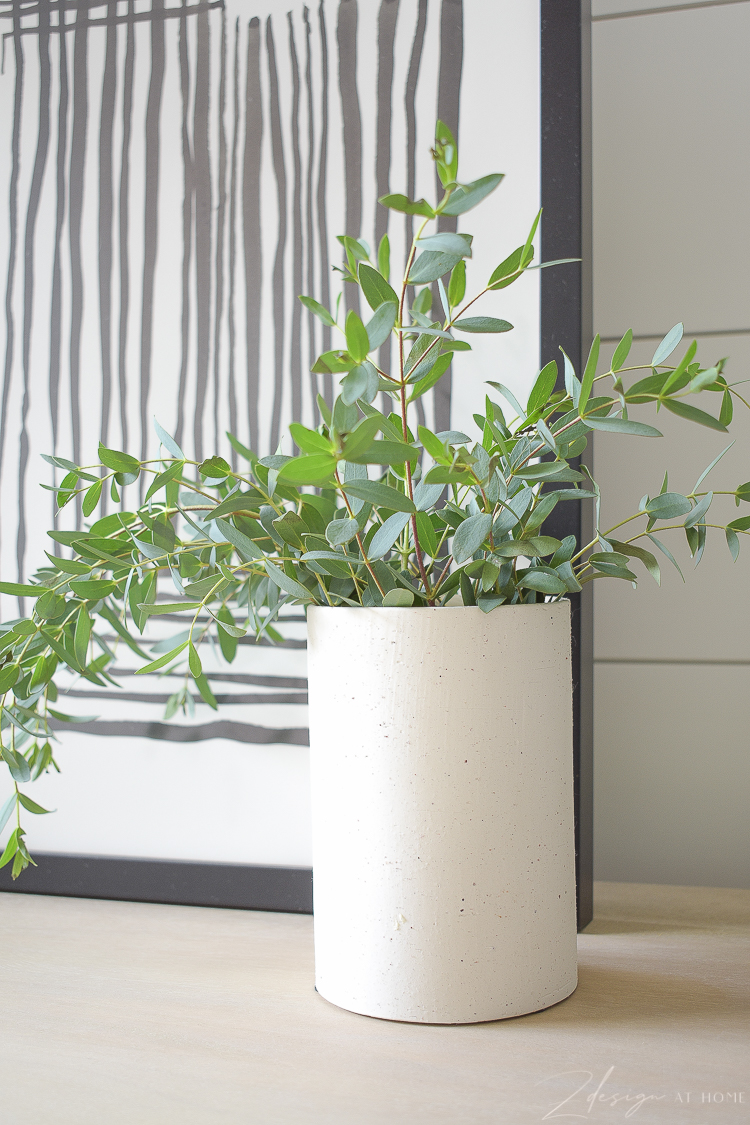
xmin=306 ymin=603 xmax=577 ymax=1024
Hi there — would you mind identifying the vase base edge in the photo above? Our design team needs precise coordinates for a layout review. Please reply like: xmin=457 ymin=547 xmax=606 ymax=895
xmin=314 ymin=973 xmax=578 ymax=1025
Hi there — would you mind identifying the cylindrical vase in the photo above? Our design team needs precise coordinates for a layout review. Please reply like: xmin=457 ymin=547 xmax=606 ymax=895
xmin=306 ymin=603 xmax=577 ymax=1024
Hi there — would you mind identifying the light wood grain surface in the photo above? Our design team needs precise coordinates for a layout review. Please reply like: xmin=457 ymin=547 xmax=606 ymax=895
xmin=1 ymin=882 xmax=748 ymax=1124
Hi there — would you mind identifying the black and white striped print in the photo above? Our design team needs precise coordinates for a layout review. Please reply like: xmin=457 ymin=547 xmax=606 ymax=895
xmin=0 ymin=0 xmax=541 ymax=863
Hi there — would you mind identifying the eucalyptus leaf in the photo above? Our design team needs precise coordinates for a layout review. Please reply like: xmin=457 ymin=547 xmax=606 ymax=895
xmin=515 ymin=463 xmax=584 ymax=483
xmin=645 ymin=493 xmax=692 ymax=520
xmin=382 ymin=588 xmax=414 ymax=607
xmin=18 ymin=793 xmax=52 ymax=815
xmin=350 ymin=441 xmax=418 ymax=466
xmin=137 ymin=602 xmax=203 ymax=617
xmin=611 ymin=330 xmax=633 ymax=372
xmin=358 ymin=263 xmax=399 ymax=310
xmin=378 ymin=193 xmax=435 ymax=217
xmin=646 ymin=534 xmax=685 ymax=581
xmin=278 ymin=454 xmax=338 ymax=485
xmin=154 ymin=418 xmax=185 ymax=459
xmin=369 ymin=513 xmax=411 ymax=559
xmin=684 ymin=491 xmax=713 ymax=528
xmin=340 ymin=364 xmax=371 ymax=406
xmin=98 ymin=443 xmax=140 ymax=474
xmin=693 ymin=443 xmax=733 ymax=493
xmin=437 ymin=431 xmax=471 ymax=446
xmin=326 ymin=518 xmax=359 ymax=547
xmin=663 ymin=398 xmax=727 ymax=433
xmin=562 ymin=349 xmax=581 ymax=408
xmin=366 ymin=303 xmax=398 ymax=351
xmin=441 ymin=173 xmax=503 ymax=215
xmin=135 ymin=641 xmax=189 ymax=675
xmin=0 ymin=582 xmax=43 ymax=597
xmin=0 ymin=793 xmax=16 ymax=835
xmin=517 ymin=570 xmax=567 ymax=595
xmin=651 ymin=323 xmax=684 ymax=367
xmin=342 ymin=481 xmax=415 ymax=513
xmin=2 ymin=747 xmax=31 ymax=783
xmin=415 ymin=232 xmax=472 ymax=257
xmin=264 ymin=560 xmax=316 ymax=602
xmin=585 ymin=417 xmax=662 ymax=438
xmin=413 ymin=481 xmax=445 ymax=511
xmin=487 ymin=245 xmax=525 ymax=290
xmin=213 ymin=518 xmax=265 ymax=561
xmin=453 ymin=317 xmax=513 ymax=334
xmin=607 ymin=540 xmax=661 ymax=585
xmin=298 ymin=294 xmax=336 ymax=327
xmin=408 ymin=250 xmax=463 ymax=285
xmin=527 ymin=362 xmax=558 ymax=415
xmin=452 ymin=513 xmax=492 ymax=565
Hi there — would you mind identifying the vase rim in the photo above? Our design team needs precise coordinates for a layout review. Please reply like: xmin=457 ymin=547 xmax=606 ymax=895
xmin=307 ymin=601 xmax=571 ymax=613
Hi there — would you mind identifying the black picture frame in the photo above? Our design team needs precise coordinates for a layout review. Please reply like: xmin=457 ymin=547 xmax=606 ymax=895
xmin=540 ymin=0 xmax=594 ymax=929
xmin=1 ymin=1 xmax=593 ymax=929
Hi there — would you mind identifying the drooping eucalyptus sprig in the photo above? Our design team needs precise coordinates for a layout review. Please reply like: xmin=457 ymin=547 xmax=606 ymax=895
xmin=1 ymin=120 xmax=748 ymax=878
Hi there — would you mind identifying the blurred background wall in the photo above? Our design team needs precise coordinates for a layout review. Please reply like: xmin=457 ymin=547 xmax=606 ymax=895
xmin=591 ymin=0 xmax=750 ymax=888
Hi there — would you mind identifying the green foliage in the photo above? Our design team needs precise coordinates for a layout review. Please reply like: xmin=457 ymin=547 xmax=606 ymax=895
xmin=2 ymin=119 xmax=749 ymax=876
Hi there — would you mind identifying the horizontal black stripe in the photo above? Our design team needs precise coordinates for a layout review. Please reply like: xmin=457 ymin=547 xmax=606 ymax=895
xmin=132 ymin=619 xmax=306 ymax=646
xmin=97 ymin=631 xmax=306 ymax=651
xmin=7 ymin=1 xmax=226 ymax=38
xmin=229 ymin=633 xmax=307 ymax=648
xmin=0 ymin=853 xmax=313 ymax=914
xmin=49 ymin=719 xmax=309 ymax=744
xmin=103 ymin=669 xmax=308 ymax=689
xmin=135 ymin=608 xmax=307 ymax=624
xmin=61 ymin=688 xmax=307 ymax=705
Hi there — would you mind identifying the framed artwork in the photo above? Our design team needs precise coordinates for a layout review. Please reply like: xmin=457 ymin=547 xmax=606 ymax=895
xmin=0 ymin=0 xmax=592 ymax=926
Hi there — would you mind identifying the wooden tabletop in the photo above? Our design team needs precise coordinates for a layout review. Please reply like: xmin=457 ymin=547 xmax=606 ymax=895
xmin=1 ymin=881 xmax=748 ymax=1124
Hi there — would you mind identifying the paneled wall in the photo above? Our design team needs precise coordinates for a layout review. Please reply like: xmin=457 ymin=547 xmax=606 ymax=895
xmin=591 ymin=0 xmax=750 ymax=887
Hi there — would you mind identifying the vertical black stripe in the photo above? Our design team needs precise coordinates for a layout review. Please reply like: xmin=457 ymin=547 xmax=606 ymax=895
xmin=288 ymin=12 xmax=303 ymax=432
xmin=50 ymin=22 xmax=69 ymax=540
xmin=98 ymin=2 xmax=117 ymax=511
xmin=140 ymin=0 xmax=166 ymax=474
xmin=337 ymin=0 xmax=361 ymax=316
xmin=118 ymin=0 xmax=135 ymax=461
xmin=69 ymin=4 xmax=89 ymax=518
xmin=17 ymin=0 xmax=51 ymax=588
xmin=174 ymin=0 xmax=194 ymax=453
xmin=0 ymin=10 xmax=23 ymax=541
xmin=404 ymin=0 xmax=427 ymax=267
xmin=375 ymin=0 xmax=398 ymax=251
xmin=213 ymin=7 xmax=228 ymax=455
xmin=375 ymin=0 xmax=399 ymax=412
xmin=303 ymin=7 xmax=317 ymax=414
xmin=404 ymin=0 xmax=427 ymax=427
xmin=193 ymin=7 xmax=212 ymax=462
xmin=267 ymin=16 xmax=287 ymax=452
xmin=243 ymin=17 xmax=263 ymax=453
xmin=316 ymin=1 xmax=332 ymax=406
xmin=432 ymin=0 xmax=463 ymax=435
xmin=227 ymin=17 xmax=240 ymax=467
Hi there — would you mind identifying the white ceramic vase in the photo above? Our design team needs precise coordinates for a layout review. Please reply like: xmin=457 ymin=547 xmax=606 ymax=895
xmin=306 ymin=603 xmax=577 ymax=1024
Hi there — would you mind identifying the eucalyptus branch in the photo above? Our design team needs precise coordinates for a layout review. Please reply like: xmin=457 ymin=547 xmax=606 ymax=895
xmin=334 ymin=471 xmax=386 ymax=598
xmin=4 ymin=118 xmax=749 ymax=878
